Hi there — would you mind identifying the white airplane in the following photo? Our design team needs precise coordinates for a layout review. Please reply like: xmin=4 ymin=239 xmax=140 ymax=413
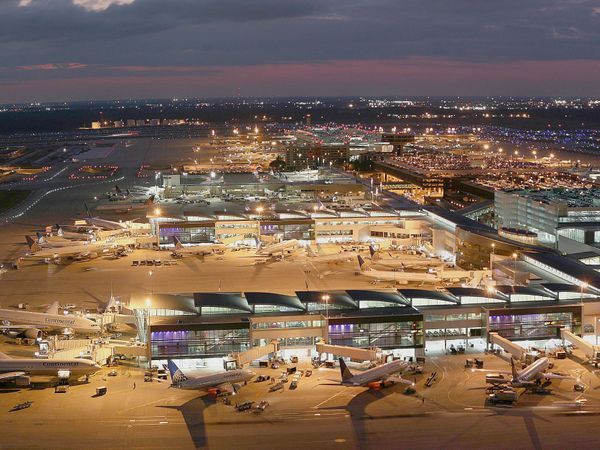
xmin=55 ymin=225 xmax=95 ymax=241
xmin=25 ymin=236 xmax=116 ymax=261
xmin=306 ymin=246 xmax=357 ymax=263
xmin=369 ymin=246 xmax=443 ymax=270
xmin=84 ymin=204 xmax=129 ymax=230
xmin=0 ymin=301 xmax=102 ymax=339
xmin=167 ymin=360 xmax=254 ymax=395
xmin=256 ymin=239 xmax=299 ymax=257
xmin=484 ymin=357 xmax=574 ymax=388
xmin=357 ymin=256 xmax=436 ymax=284
xmin=0 ymin=352 xmax=101 ymax=382
xmin=171 ymin=236 xmax=227 ymax=256
xmin=337 ymin=358 xmax=413 ymax=388
xmin=34 ymin=234 xmax=88 ymax=248
xmin=96 ymin=195 xmax=155 ymax=213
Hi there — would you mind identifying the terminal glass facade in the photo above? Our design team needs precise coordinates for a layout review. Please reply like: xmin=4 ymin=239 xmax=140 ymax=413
xmin=159 ymin=225 xmax=216 ymax=244
xmin=150 ymin=326 xmax=250 ymax=358
xmin=488 ymin=309 xmax=580 ymax=340
xmin=328 ymin=318 xmax=423 ymax=349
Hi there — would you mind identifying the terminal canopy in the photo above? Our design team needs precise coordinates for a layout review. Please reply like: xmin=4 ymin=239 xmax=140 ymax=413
xmin=295 ymin=291 xmax=358 ymax=309
xmin=193 ymin=292 xmax=253 ymax=313
xmin=346 ymin=289 xmax=409 ymax=307
xmin=129 ymin=293 xmax=197 ymax=314
xmin=243 ymin=292 xmax=306 ymax=310
xmin=397 ymin=289 xmax=459 ymax=306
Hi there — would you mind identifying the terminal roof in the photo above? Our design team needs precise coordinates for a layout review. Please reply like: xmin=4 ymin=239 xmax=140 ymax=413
xmin=295 ymin=291 xmax=358 ymax=308
xmin=345 ymin=289 xmax=409 ymax=306
xmin=397 ymin=289 xmax=459 ymax=304
xmin=193 ymin=292 xmax=252 ymax=313
xmin=445 ymin=287 xmax=507 ymax=302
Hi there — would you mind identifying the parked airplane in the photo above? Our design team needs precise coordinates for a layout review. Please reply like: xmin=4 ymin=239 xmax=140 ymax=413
xmin=25 ymin=236 xmax=115 ymax=261
xmin=171 ymin=236 xmax=226 ymax=256
xmin=0 ymin=351 xmax=100 ymax=382
xmin=306 ymin=246 xmax=357 ymax=263
xmin=84 ymin=204 xmax=129 ymax=230
xmin=96 ymin=195 xmax=155 ymax=213
xmin=484 ymin=358 xmax=574 ymax=388
xmin=167 ymin=360 xmax=254 ymax=395
xmin=55 ymin=225 xmax=94 ymax=241
xmin=0 ymin=301 xmax=101 ymax=339
xmin=256 ymin=239 xmax=299 ymax=257
xmin=338 ymin=357 xmax=413 ymax=388
xmin=35 ymin=234 xmax=88 ymax=248
xmin=357 ymin=256 xmax=436 ymax=284
xmin=369 ymin=246 xmax=444 ymax=270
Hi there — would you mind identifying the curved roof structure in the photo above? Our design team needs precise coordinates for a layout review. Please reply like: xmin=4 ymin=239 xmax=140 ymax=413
xmin=346 ymin=290 xmax=409 ymax=306
xmin=446 ymin=287 xmax=507 ymax=302
xmin=397 ymin=289 xmax=458 ymax=305
xmin=243 ymin=292 xmax=306 ymax=310
xmin=129 ymin=293 xmax=197 ymax=314
xmin=541 ymin=283 xmax=591 ymax=294
xmin=295 ymin=291 xmax=358 ymax=308
xmin=193 ymin=292 xmax=252 ymax=313
xmin=495 ymin=285 xmax=555 ymax=299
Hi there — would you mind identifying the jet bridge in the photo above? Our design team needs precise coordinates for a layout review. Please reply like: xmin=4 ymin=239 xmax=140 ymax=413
xmin=560 ymin=328 xmax=600 ymax=362
xmin=229 ymin=340 xmax=279 ymax=367
xmin=488 ymin=332 xmax=526 ymax=361
xmin=316 ymin=342 xmax=381 ymax=363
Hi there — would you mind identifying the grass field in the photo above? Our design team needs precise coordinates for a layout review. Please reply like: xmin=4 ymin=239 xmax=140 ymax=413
xmin=0 ymin=190 xmax=31 ymax=213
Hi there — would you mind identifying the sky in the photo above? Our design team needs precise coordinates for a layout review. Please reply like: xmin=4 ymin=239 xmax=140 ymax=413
xmin=0 ymin=0 xmax=599 ymax=102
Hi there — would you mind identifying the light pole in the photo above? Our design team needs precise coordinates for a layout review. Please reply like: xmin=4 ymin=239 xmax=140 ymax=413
xmin=512 ymin=252 xmax=518 ymax=284
xmin=322 ymin=294 xmax=330 ymax=343
xmin=490 ymin=243 xmax=495 ymax=271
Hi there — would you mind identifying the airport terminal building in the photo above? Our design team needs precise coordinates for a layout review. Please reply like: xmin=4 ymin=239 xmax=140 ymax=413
xmin=133 ymin=277 xmax=600 ymax=367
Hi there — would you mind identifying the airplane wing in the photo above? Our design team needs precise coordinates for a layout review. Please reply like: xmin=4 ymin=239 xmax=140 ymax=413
xmin=214 ymin=382 xmax=236 ymax=394
xmin=470 ymin=368 xmax=512 ymax=375
xmin=0 ymin=371 xmax=26 ymax=381
xmin=543 ymin=372 xmax=575 ymax=380
xmin=0 ymin=324 xmax=51 ymax=330
xmin=385 ymin=375 xmax=414 ymax=385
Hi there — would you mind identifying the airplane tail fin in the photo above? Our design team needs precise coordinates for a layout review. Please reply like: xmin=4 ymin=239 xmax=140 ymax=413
xmin=145 ymin=195 xmax=155 ymax=205
xmin=167 ymin=359 xmax=187 ymax=383
xmin=126 ymin=189 xmax=131 ymax=197
xmin=84 ymin=203 xmax=92 ymax=218
xmin=115 ymin=185 xmax=122 ymax=194
xmin=338 ymin=358 xmax=353 ymax=382
xmin=307 ymin=246 xmax=317 ymax=257
xmin=510 ymin=358 xmax=519 ymax=380
xmin=46 ymin=301 xmax=60 ymax=315
xmin=357 ymin=255 xmax=369 ymax=271
xmin=56 ymin=225 xmax=63 ymax=237
xmin=25 ymin=236 xmax=42 ymax=252
xmin=0 ymin=352 xmax=12 ymax=360
xmin=36 ymin=232 xmax=45 ymax=244
xmin=369 ymin=245 xmax=376 ymax=258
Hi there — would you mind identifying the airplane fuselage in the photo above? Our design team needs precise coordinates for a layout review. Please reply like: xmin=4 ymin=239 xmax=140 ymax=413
xmin=0 ymin=308 xmax=101 ymax=334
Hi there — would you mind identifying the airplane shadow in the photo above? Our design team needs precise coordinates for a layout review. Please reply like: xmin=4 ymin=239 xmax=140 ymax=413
xmin=319 ymin=388 xmax=386 ymax=450
xmin=158 ymin=395 xmax=215 ymax=449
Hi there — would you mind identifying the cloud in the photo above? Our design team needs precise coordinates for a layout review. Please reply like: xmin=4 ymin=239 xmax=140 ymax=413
xmin=17 ymin=62 xmax=89 ymax=70
xmin=72 ymin=0 xmax=135 ymax=11
xmin=0 ymin=0 xmax=599 ymax=100
xmin=19 ymin=0 xmax=135 ymax=11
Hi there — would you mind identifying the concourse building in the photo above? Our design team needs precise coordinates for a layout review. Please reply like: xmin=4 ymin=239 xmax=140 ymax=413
xmin=130 ymin=279 xmax=600 ymax=368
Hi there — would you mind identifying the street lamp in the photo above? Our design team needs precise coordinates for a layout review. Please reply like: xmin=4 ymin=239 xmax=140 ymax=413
xmin=512 ymin=252 xmax=518 ymax=284
xmin=581 ymin=281 xmax=588 ymax=303
xmin=490 ymin=243 xmax=495 ymax=271
xmin=322 ymin=294 xmax=330 ymax=321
